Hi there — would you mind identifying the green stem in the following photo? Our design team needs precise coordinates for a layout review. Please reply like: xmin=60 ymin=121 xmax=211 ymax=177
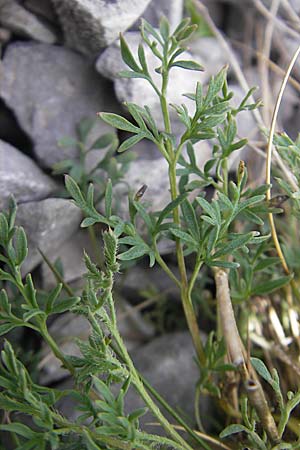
xmin=40 ymin=324 xmax=75 ymax=375
xmin=141 ymin=373 xmax=212 ymax=449
xmin=88 ymin=225 xmax=104 ymax=270
xmin=278 ymin=390 xmax=300 ymax=439
xmin=113 ymin=329 xmax=193 ymax=450
xmin=169 ymin=160 xmax=206 ymax=366
xmin=188 ymin=256 xmax=203 ymax=300
xmin=153 ymin=240 xmax=181 ymax=288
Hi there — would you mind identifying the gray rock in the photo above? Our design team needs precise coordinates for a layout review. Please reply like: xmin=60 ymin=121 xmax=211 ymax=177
xmin=0 ymin=0 xmax=58 ymax=43
xmin=0 ymin=140 xmax=57 ymax=211
xmin=16 ymin=198 xmax=82 ymax=273
xmin=114 ymin=156 xmax=170 ymax=216
xmin=0 ymin=42 xmax=118 ymax=168
xmin=51 ymin=0 xmax=152 ymax=56
xmin=96 ymin=32 xmax=207 ymax=125
xmin=124 ymin=332 xmax=200 ymax=430
xmin=132 ymin=0 xmax=184 ymax=31
xmin=41 ymin=230 xmax=94 ymax=290
xmin=189 ymin=36 xmax=231 ymax=79
xmin=23 ymin=0 xmax=59 ymax=24
xmin=0 ymin=26 xmax=11 ymax=44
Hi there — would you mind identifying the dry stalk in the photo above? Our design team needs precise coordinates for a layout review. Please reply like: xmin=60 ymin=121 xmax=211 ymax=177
xmin=192 ymin=0 xmax=299 ymax=191
xmin=253 ymin=0 xmax=300 ymax=40
xmin=259 ymin=0 xmax=281 ymax=124
xmin=266 ymin=43 xmax=300 ymax=276
xmin=214 ymin=267 xmax=279 ymax=442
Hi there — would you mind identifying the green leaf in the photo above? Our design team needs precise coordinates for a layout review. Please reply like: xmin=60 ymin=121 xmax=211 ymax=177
xmin=81 ymin=217 xmax=99 ymax=228
xmin=50 ymin=297 xmax=80 ymax=314
xmin=77 ymin=117 xmax=95 ymax=142
xmin=93 ymin=377 xmax=115 ymax=404
xmin=134 ymin=201 xmax=154 ymax=231
xmin=0 ymin=213 xmax=9 ymax=245
xmin=23 ymin=308 xmax=45 ymax=322
xmin=90 ymin=133 xmax=116 ymax=150
xmin=14 ymin=226 xmax=28 ymax=266
xmin=105 ymin=179 xmax=113 ymax=218
xmin=118 ymin=245 xmax=148 ymax=261
xmin=65 ymin=175 xmax=85 ymax=207
xmin=254 ymin=257 xmax=279 ymax=272
xmin=251 ymin=276 xmax=292 ymax=295
xmin=208 ymin=260 xmax=240 ymax=269
xmin=118 ymin=70 xmax=149 ymax=80
xmin=196 ymin=197 xmax=218 ymax=224
xmin=99 ymin=113 xmax=140 ymax=133
xmin=251 ymin=357 xmax=273 ymax=383
xmin=45 ymin=284 xmax=63 ymax=314
xmin=138 ymin=43 xmax=148 ymax=72
xmin=0 ymin=423 xmax=36 ymax=439
xmin=120 ymin=34 xmax=141 ymax=72
xmin=118 ymin=134 xmax=145 ymax=153
xmin=213 ymin=233 xmax=254 ymax=259
xmin=57 ymin=136 xmax=78 ymax=148
xmin=0 ymin=323 xmax=17 ymax=336
xmin=0 ymin=289 xmax=10 ymax=315
xmin=52 ymin=159 xmax=74 ymax=174
xmin=220 ymin=424 xmax=247 ymax=438
xmin=170 ymin=228 xmax=197 ymax=246
xmin=171 ymin=60 xmax=204 ymax=71
xmin=128 ymin=407 xmax=148 ymax=422
xmin=181 ymin=199 xmax=200 ymax=240
xmin=156 ymin=193 xmax=188 ymax=227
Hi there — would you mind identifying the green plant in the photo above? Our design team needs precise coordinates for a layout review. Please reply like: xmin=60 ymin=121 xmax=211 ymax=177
xmin=1 ymin=15 xmax=300 ymax=450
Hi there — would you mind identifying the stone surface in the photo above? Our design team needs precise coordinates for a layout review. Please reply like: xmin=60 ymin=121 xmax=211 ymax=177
xmin=23 ymin=0 xmax=59 ymax=24
xmin=39 ymin=303 xmax=155 ymax=384
xmin=0 ymin=140 xmax=57 ymax=211
xmin=114 ymin=156 xmax=170 ymax=216
xmin=0 ymin=0 xmax=58 ymax=43
xmin=16 ymin=198 xmax=82 ymax=273
xmin=189 ymin=36 xmax=230 ymax=79
xmin=41 ymin=230 xmax=94 ymax=290
xmin=51 ymin=0 xmax=152 ymax=56
xmin=132 ymin=0 xmax=184 ymax=31
xmin=0 ymin=42 xmax=118 ymax=168
xmin=96 ymin=32 xmax=207 ymax=125
xmin=127 ymin=331 xmax=199 ymax=428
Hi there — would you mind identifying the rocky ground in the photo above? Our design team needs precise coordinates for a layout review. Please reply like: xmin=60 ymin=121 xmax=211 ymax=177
xmin=1 ymin=0 xmax=300 ymax=431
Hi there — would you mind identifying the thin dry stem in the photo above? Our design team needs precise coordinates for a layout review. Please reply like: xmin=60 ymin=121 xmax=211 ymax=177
xmin=266 ymin=43 xmax=300 ymax=276
xmin=260 ymin=0 xmax=281 ymax=124
xmin=253 ymin=0 xmax=300 ymax=40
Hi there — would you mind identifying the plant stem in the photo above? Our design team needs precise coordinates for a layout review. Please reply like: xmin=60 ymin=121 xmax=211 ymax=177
xmin=112 ymin=328 xmax=194 ymax=450
xmin=39 ymin=324 xmax=75 ymax=375
xmin=153 ymin=240 xmax=181 ymax=288
xmin=169 ymin=160 xmax=206 ymax=366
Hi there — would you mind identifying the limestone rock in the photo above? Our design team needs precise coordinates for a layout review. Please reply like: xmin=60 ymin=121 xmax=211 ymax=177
xmin=132 ymin=0 xmax=184 ymax=30
xmin=23 ymin=0 xmax=59 ymax=25
xmin=0 ymin=0 xmax=58 ymax=43
xmin=0 ymin=140 xmax=57 ymax=210
xmin=16 ymin=198 xmax=82 ymax=273
xmin=0 ymin=42 xmax=118 ymax=168
xmin=51 ymin=0 xmax=152 ymax=56
xmin=189 ymin=36 xmax=230 ymax=79
xmin=96 ymin=32 xmax=207 ymax=125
